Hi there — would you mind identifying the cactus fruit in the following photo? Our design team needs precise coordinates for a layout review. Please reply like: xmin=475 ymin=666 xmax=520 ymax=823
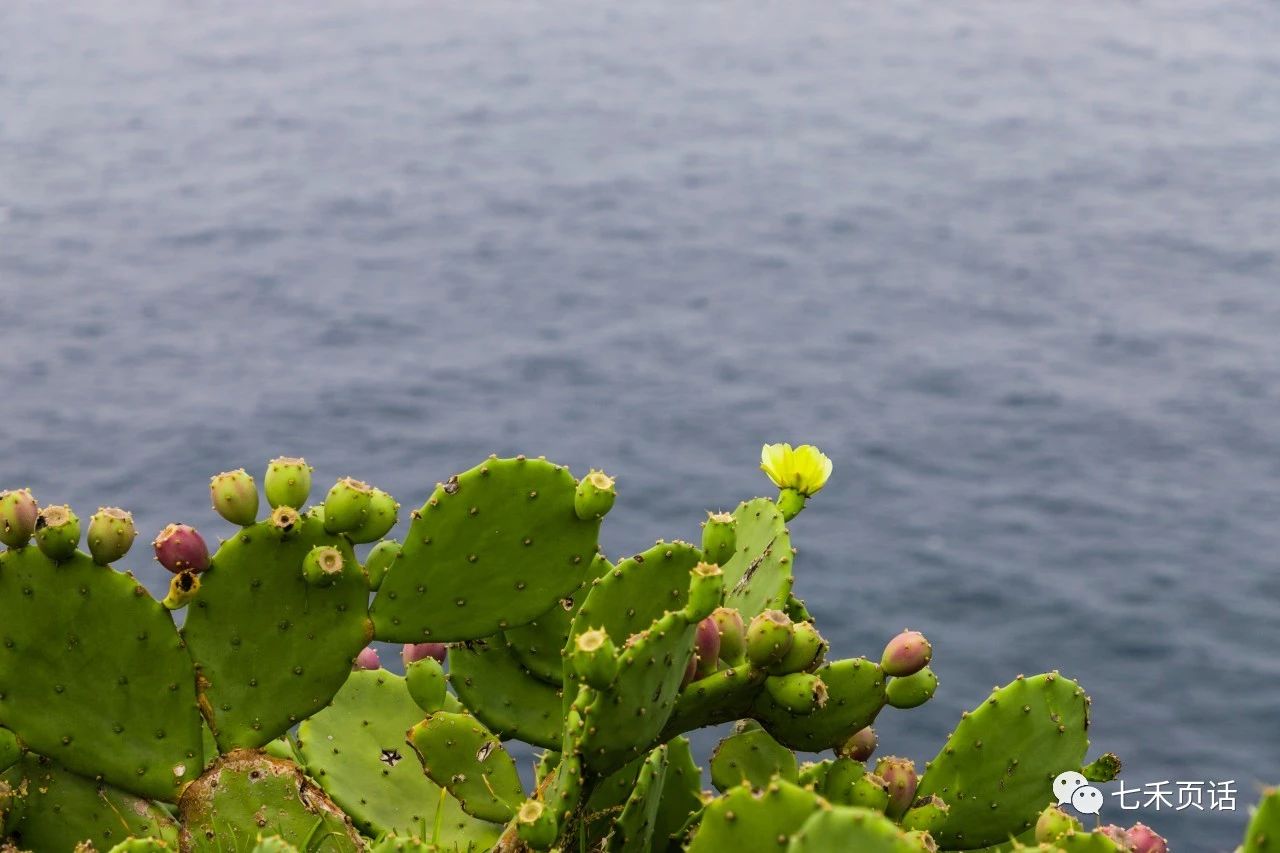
xmin=348 ymin=487 xmax=399 ymax=543
xmin=1123 ymin=822 xmax=1167 ymax=853
xmin=409 ymin=711 xmax=525 ymax=822
xmin=774 ymin=620 xmax=827 ymax=675
xmin=711 ymin=607 xmax=746 ymax=664
xmin=573 ymin=470 xmax=616 ymax=521
xmin=405 ymin=656 xmax=448 ymax=712
xmin=900 ymin=793 xmax=948 ymax=834
xmin=402 ymin=641 xmax=447 ymax=666
xmin=161 ymin=569 xmax=201 ymax=610
xmin=209 ymin=469 xmax=259 ymax=527
xmin=354 ymin=646 xmax=381 ymax=670
xmin=1082 ymin=752 xmax=1122 ymax=783
xmin=371 ymin=457 xmax=602 ymax=643
xmin=364 ymin=539 xmax=401 ymax=591
xmin=263 ymin=456 xmax=312 ymax=510
xmin=755 ymin=658 xmax=888 ymax=751
xmin=746 ymin=609 xmax=795 ymax=668
xmin=322 ymin=477 xmax=375 ymax=534
xmin=687 ymin=562 xmax=726 ymax=621
xmin=33 ymin=504 xmax=79 ymax=561
xmin=152 ymin=523 xmax=209 ymax=574
xmin=86 ymin=507 xmax=137 ymax=565
xmin=880 ymin=630 xmax=932 ymax=678
xmin=570 ymin=628 xmax=619 ymax=690
xmin=693 ymin=617 xmax=721 ymax=680
xmin=1243 ymin=787 xmax=1280 ymax=853
xmin=874 ymin=756 xmax=918 ymax=820
xmin=839 ymin=726 xmax=878 ymax=762
xmin=763 ymin=671 xmax=828 ymax=714
xmin=0 ymin=490 xmax=37 ymax=549
xmin=302 ymin=544 xmax=346 ymax=586
xmin=710 ymin=724 xmax=798 ymax=792
xmin=701 ymin=511 xmax=737 ymax=565
xmin=885 ymin=666 xmax=938 ymax=709
xmin=1036 ymin=804 xmax=1083 ymax=842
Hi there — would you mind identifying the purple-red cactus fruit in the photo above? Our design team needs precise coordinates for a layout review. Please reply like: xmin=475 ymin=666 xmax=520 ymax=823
xmin=402 ymin=643 xmax=447 ymax=666
xmin=880 ymin=629 xmax=932 ymax=677
xmin=1126 ymin=823 xmax=1168 ymax=853
xmin=694 ymin=617 xmax=721 ymax=679
xmin=153 ymin=523 xmax=210 ymax=574
xmin=354 ymin=646 xmax=380 ymax=671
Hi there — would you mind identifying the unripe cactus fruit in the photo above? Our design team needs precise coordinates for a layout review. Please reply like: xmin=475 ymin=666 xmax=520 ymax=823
xmin=874 ymin=756 xmax=918 ymax=820
xmin=364 ymin=539 xmax=401 ymax=591
xmin=763 ymin=672 xmax=828 ymax=713
xmin=571 ymin=628 xmax=619 ymax=689
xmin=353 ymin=646 xmax=380 ymax=670
xmin=694 ymin=617 xmax=721 ymax=679
xmin=34 ymin=504 xmax=80 ymax=561
xmin=701 ymin=511 xmax=737 ymax=565
xmin=0 ymin=488 xmax=38 ymax=548
xmin=885 ymin=666 xmax=938 ymax=709
xmin=685 ymin=562 xmax=725 ymax=621
xmin=837 ymin=726 xmax=877 ymax=762
xmin=269 ymin=505 xmax=301 ymax=536
xmin=573 ymin=469 xmax=616 ymax=521
xmin=1126 ymin=823 xmax=1168 ymax=853
xmin=1098 ymin=825 xmax=1130 ymax=846
xmin=323 ymin=477 xmax=374 ymax=534
xmin=745 ymin=609 xmax=795 ymax=668
xmin=772 ymin=620 xmax=827 ymax=674
xmin=347 ymin=487 xmax=399 ymax=543
xmin=86 ymin=506 xmax=136 ymax=565
xmin=401 ymin=642 xmax=447 ymax=667
xmin=162 ymin=570 xmax=201 ymax=610
xmin=302 ymin=545 xmax=345 ymax=587
xmin=152 ymin=523 xmax=210 ymax=574
xmin=209 ymin=468 xmax=259 ymax=526
xmin=264 ymin=456 xmax=312 ymax=510
xmin=405 ymin=657 xmax=448 ymax=713
xmin=712 ymin=607 xmax=746 ymax=664
xmin=849 ymin=772 xmax=891 ymax=813
xmin=880 ymin=629 xmax=932 ymax=677
xmin=1035 ymin=805 xmax=1083 ymax=842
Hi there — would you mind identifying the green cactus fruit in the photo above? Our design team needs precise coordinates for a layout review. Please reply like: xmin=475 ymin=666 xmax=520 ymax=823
xmin=814 ymin=757 xmax=862 ymax=803
xmin=710 ymin=724 xmax=798 ymax=792
xmin=371 ymin=456 xmax=602 ymax=642
xmin=838 ymin=726 xmax=878 ymax=762
xmin=178 ymin=750 xmax=362 ymax=852
xmin=161 ymin=569 xmax=201 ymax=610
xmin=408 ymin=711 xmax=525 ymax=823
xmin=875 ymin=756 xmax=918 ymax=820
xmin=0 ymin=546 xmax=203 ymax=800
xmin=701 ymin=511 xmax=737 ymax=566
xmin=107 ymin=838 xmax=175 ymax=852
xmin=686 ymin=561 xmax=726 ymax=621
xmin=349 ymin=487 xmax=399 ymax=544
xmin=755 ymin=658 xmax=888 ymax=751
xmin=788 ymin=805 xmax=924 ymax=853
xmin=2 ymin=754 xmax=179 ymax=850
xmin=607 ymin=742 xmax=670 ymax=852
xmin=901 ymin=793 xmax=949 ymax=834
xmin=181 ymin=512 xmax=371 ymax=751
xmin=87 ymin=506 xmax=137 ymax=565
xmin=515 ymin=800 xmax=558 ymax=850
xmin=405 ymin=656 xmax=448 ymax=713
xmin=881 ymin=630 xmax=932 ymax=678
xmin=0 ymin=489 xmax=38 ymax=548
xmin=900 ymin=830 xmax=937 ymax=851
xmin=849 ymin=773 xmax=892 ymax=813
xmin=449 ymin=639 xmax=563 ymax=748
xmin=711 ymin=607 xmax=746 ymax=664
xmin=249 ymin=837 xmax=299 ymax=853
xmin=364 ymin=539 xmax=401 ymax=592
xmin=302 ymin=544 xmax=347 ymax=587
xmin=571 ymin=628 xmax=619 ymax=689
xmin=295 ymin=669 xmax=501 ymax=845
xmin=264 ymin=456 xmax=312 ymax=510
xmin=574 ymin=469 xmax=617 ymax=521
xmin=798 ymin=759 xmax=832 ymax=789
xmin=1035 ymin=804 xmax=1083 ymax=842
xmin=886 ymin=666 xmax=938 ymax=709
xmin=913 ymin=672 xmax=1092 ymax=849
xmin=1081 ymin=752 xmax=1122 ymax=783
xmin=720 ymin=498 xmax=793 ymax=618
xmin=1243 ymin=787 xmax=1280 ymax=853
xmin=764 ymin=672 xmax=829 ymax=714
xmin=33 ymin=504 xmax=79 ymax=561
xmin=503 ymin=554 xmax=610 ymax=685
xmin=652 ymin=736 xmax=703 ymax=849
xmin=323 ymin=477 xmax=375 ymax=534
xmin=774 ymin=620 xmax=827 ymax=675
xmin=746 ymin=609 xmax=795 ymax=668
xmin=0 ymin=727 xmax=18 ymax=773
xmin=1050 ymin=830 xmax=1126 ymax=852
xmin=686 ymin=778 xmax=821 ymax=853
xmin=784 ymin=592 xmax=814 ymax=623
xmin=209 ymin=469 xmax=259 ymax=527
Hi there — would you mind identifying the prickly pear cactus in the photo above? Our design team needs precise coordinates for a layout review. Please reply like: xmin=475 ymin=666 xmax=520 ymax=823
xmin=720 ymin=497 xmax=793 ymax=618
xmin=447 ymin=640 xmax=564 ymax=749
xmin=502 ymin=554 xmax=611 ymax=685
xmin=755 ymin=658 xmax=887 ymax=751
xmin=1243 ymin=786 xmax=1280 ymax=853
xmin=710 ymin=723 xmax=798 ymax=791
xmin=370 ymin=457 xmax=604 ymax=643
xmin=786 ymin=806 xmax=923 ymax=853
xmin=686 ymin=779 xmax=820 ymax=853
xmin=0 ymin=547 xmax=203 ymax=800
xmin=407 ymin=711 xmax=524 ymax=823
xmin=181 ymin=513 xmax=371 ymax=751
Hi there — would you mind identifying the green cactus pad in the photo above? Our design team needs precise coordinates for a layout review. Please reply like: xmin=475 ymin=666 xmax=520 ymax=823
xmin=1243 ymin=786 xmax=1280 ymax=853
xmin=366 ymin=835 xmax=435 ymax=853
xmin=2 ymin=754 xmax=178 ymax=851
xmin=181 ymin=513 xmax=371 ymax=751
xmin=448 ymin=639 xmax=563 ymax=749
xmin=785 ymin=805 xmax=922 ymax=853
xmin=178 ymin=749 xmax=363 ymax=852
xmin=503 ymin=554 xmax=611 ymax=685
xmin=686 ymin=778 xmax=820 ymax=853
xmin=710 ymin=724 xmax=798 ymax=792
xmin=607 ymin=742 xmax=670 ymax=852
xmin=107 ymin=838 xmax=176 ymax=852
xmin=370 ymin=457 xmax=602 ymax=642
xmin=296 ymin=669 xmax=501 ymax=846
xmin=652 ymin=736 xmax=703 ymax=850
xmin=914 ymin=673 xmax=1091 ymax=850
xmin=0 ymin=727 xmax=18 ymax=773
xmin=0 ymin=547 xmax=203 ymax=800
xmin=662 ymin=665 xmax=767 ymax=737
xmin=408 ymin=711 xmax=525 ymax=823
xmin=1050 ymin=831 xmax=1125 ymax=852
xmin=720 ymin=498 xmax=793 ymax=618
xmin=755 ymin=658 xmax=887 ymax=751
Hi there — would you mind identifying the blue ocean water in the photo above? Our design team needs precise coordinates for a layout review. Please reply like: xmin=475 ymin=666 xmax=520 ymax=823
xmin=3 ymin=1 xmax=1280 ymax=847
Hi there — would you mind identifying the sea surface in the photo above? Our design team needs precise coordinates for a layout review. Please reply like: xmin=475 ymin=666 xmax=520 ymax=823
xmin=3 ymin=1 xmax=1280 ymax=847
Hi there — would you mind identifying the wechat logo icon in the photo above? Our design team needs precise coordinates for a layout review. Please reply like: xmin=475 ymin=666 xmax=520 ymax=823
xmin=1054 ymin=770 xmax=1104 ymax=816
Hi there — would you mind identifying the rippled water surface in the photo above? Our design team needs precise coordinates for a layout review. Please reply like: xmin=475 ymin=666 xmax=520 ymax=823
xmin=4 ymin=1 xmax=1280 ymax=847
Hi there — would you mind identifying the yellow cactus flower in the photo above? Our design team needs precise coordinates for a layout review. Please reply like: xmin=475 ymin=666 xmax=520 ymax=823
xmin=760 ymin=443 xmax=833 ymax=497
